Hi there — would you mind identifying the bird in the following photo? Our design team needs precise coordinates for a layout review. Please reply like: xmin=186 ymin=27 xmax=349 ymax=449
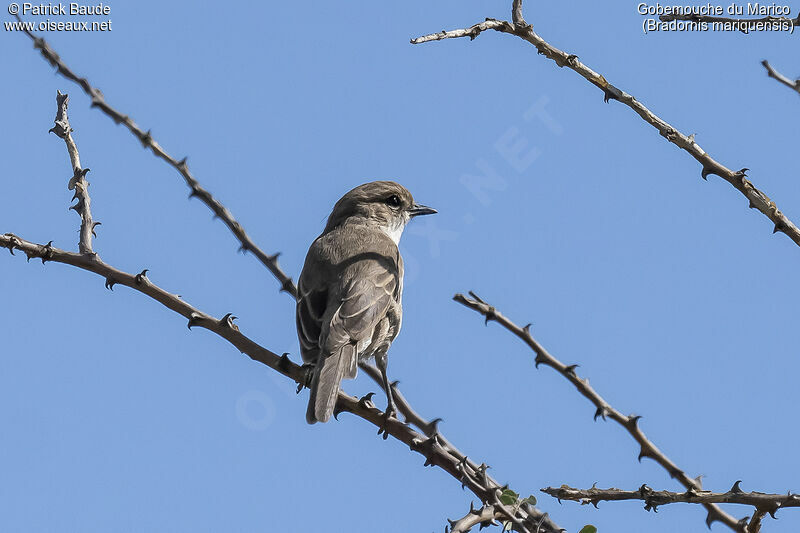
xmin=296 ymin=181 xmax=436 ymax=424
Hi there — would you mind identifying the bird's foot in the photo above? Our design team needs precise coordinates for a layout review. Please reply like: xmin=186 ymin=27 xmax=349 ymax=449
xmin=296 ymin=363 xmax=315 ymax=394
xmin=377 ymin=406 xmax=397 ymax=440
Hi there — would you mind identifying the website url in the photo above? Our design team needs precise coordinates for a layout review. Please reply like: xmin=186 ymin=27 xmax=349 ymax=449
xmin=4 ymin=18 xmax=111 ymax=31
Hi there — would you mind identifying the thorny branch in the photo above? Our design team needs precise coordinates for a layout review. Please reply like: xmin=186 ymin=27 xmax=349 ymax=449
xmin=0 ymin=233 xmax=560 ymax=533
xmin=453 ymin=291 xmax=742 ymax=532
xmin=15 ymin=16 xmax=298 ymax=299
xmin=13 ymin=18 xmax=468 ymax=479
xmin=543 ymin=482 xmax=800 ymax=533
xmin=761 ymin=60 xmax=800 ymax=95
xmin=411 ymin=3 xmax=800 ymax=249
xmin=49 ymin=91 xmax=96 ymax=255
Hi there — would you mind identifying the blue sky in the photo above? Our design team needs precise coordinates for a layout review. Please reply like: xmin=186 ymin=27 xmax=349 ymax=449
xmin=2 ymin=1 xmax=799 ymax=532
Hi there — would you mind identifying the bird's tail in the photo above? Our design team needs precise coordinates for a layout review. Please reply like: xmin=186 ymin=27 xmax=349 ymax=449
xmin=306 ymin=343 xmax=356 ymax=424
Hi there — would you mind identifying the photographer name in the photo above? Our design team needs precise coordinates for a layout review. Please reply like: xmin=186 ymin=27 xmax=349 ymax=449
xmin=21 ymin=2 xmax=110 ymax=16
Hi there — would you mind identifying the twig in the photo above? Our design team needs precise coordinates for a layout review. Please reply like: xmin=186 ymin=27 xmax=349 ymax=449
xmin=15 ymin=18 xmax=298 ymax=298
xmin=0 ymin=233 xmax=561 ymax=533
xmin=411 ymin=5 xmax=800 ymax=248
xmin=542 ymin=482 xmax=799 ymax=531
xmin=49 ymin=91 xmax=96 ymax=254
xmin=453 ymin=291 xmax=742 ymax=531
xmin=761 ymin=60 xmax=800 ymax=95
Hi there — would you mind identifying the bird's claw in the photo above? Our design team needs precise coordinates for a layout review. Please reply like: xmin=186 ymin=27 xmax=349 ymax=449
xmin=377 ymin=407 xmax=396 ymax=440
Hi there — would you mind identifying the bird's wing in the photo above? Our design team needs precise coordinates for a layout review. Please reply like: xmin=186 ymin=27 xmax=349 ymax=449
xmin=297 ymin=226 xmax=401 ymax=423
xmin=296 ymin=274 xmax=326 ymax=365
xmin=324 ymin=261 xmax=399 ymax=364
xmin=308 ymin=261 xmax=399 ymax=423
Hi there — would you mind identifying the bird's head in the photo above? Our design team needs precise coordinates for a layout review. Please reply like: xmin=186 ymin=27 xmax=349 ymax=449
xmin=325 ymin=181 xmax=436 ymax=243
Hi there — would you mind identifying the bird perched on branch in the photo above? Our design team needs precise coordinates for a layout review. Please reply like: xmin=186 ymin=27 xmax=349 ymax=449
xmin=296 ymin=181 xmax=436 ymax=424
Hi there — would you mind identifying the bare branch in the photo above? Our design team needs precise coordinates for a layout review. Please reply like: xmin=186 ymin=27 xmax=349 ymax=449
xmin=49 ymin=91 xmax=96 ymax=255
xmin=453 ymin=291 xmax=741 ymax=532
xmin=16 ymin=19 xmax=298 ymax=298
xmin=762 ymin=60 xmax=800 ymax=96
xmin=411 ymin=19 xmax=510 ymax=44
xmin=542 ymin=482 xmax=799 ymax=529
xmin=0 ymin=233 xmax=562 ymax=533
xmin=412 ymin=12 xmax=800 ymax=248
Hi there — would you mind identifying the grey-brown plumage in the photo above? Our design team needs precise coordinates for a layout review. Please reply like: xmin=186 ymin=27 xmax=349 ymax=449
xmin=296 ymin=181 xmax=436 ymax=423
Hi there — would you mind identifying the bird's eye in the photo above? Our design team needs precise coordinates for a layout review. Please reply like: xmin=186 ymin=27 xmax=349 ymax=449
xmin=385 ymin=195 xmax=401 ymax=208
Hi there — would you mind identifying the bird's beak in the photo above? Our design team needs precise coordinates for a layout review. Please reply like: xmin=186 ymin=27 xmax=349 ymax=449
xmin=408 ymin=204 xmax=437 ymax=217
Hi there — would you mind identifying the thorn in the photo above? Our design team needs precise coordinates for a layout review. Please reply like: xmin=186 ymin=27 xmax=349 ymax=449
xmin=730 ymin=480 xmax=743 ymax=494
xmin=280 ymin=278 xmax=295 ymax=295
xmin=140 ymin=129 xmax=152 ymax=147
xmin=237 ymin=244 xmax=249 ymax=254
xmin=593 ymin=407 xmax=607 ymax=421
xmin=483 ymin=306 xmax=497 ymax=325
xmin=358 ymin=392 xmax=376 ymax=408
xmin=332 ymin=401 xmax=346 ymax=420
xmin=91 ymin=221 xmax=101 ymax=237
xmin=628 ymin=414 xmax=642 ymax=428
xmin=428 ymin=417 xmax=443 ymax=433
xmin=104 ymin=276 xmax=116 ymax=290
xmin=701 ymin=167 xmax=714 ymax=180
xmin=277 ymin=353 xmax=292 ymax=372
xmin=773 ymin=222 xmax=784 ymax=234
xmin=41 ymin=241 xmax=54 ymax=264
xmin=188 ymin=188 xmax=200 ymax=199
xmin=706 ymin=510 xmax=720 ymax=529
xmin=564 ymin=364 xmax=579 ymax=376
xmin=268 ymin=252 xmax=282 ymax=262
xmin=522 ymin=323 xmax=532 ymax=336
xmin=135 ymin=269 xmax=149 ymax=284
xmin=187 ymin=312 xmax=202 ymax=329
xmin=736 ymin=517 xmax=750 ymax=532
xmin=603 ymin=86 xmax=621 ymax=103
xmin=638 ymin=446 xmax=650 ymax=462
xmin=177 ymin=157 xmax=188 ymax=170
xmin=220 ymin=313 xmax=238 ymax=330
xmin=534 ymin=354 xmax=546 ymax=368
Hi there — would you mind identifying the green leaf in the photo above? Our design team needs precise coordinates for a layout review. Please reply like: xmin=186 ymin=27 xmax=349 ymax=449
xmin=521 ymin=495 xmax=537 ymax=506
xmin=499 ymin=488 xmax=519 ymax=506
xmin=579 ymin=526 xmax=598 ymax=533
